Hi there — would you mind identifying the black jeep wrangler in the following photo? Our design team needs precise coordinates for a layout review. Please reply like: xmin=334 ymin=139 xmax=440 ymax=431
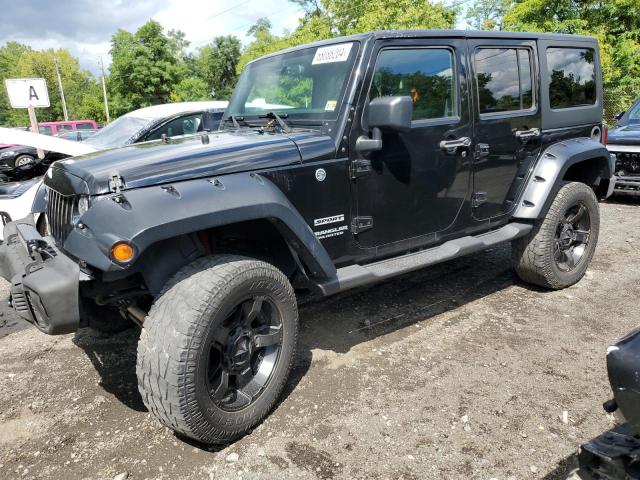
xmin=0 ymin=30 xmax=614 ymax=444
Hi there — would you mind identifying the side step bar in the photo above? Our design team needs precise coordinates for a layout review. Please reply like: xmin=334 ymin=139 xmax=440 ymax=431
xmin=317 ymin=222 xmax=532 ymax=295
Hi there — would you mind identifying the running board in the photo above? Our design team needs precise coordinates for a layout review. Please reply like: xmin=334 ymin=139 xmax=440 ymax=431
xmin=317 ymin=222 xmax=532 ymax=295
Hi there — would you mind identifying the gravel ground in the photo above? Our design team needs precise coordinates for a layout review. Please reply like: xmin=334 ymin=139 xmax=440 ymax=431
xmin=0 ymin=198 xmax=639 ymax=480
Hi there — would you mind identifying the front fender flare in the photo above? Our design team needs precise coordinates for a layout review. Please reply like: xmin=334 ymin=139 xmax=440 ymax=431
xmin=63 ymin=173 xmax=337 ymax=280
xmin=513 ymin=138 xmax=613 ymax=220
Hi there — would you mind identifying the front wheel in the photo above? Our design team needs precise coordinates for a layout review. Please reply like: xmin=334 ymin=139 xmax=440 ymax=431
xmin=137 ymin=255 xmax=298 ymax=444
xmin=512 ymin=182 xmax=600 ymax=289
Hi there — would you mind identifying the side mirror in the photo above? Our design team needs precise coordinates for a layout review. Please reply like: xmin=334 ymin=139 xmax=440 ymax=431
xmin=356 ymin=96 xmax=413 ymax=153
xmin=368 ymin=96 xmax=413 ymax=131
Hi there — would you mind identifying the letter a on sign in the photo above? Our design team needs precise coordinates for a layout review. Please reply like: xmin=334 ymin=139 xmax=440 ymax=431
xmin=5 ymin=78 xmax=50 ymax=108
xmin=29 ymin=86 xmax=39 ymax=101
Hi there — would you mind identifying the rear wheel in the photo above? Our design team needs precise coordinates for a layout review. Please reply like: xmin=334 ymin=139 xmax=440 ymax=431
xmin=137 ymin=255 xmax=298 ymax=444
xmin=512 ymin=182 xmax=600 ymax=289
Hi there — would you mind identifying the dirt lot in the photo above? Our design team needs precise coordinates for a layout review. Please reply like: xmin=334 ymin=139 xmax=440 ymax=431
xmin=0 ymin=198 xmax=639 ymax=480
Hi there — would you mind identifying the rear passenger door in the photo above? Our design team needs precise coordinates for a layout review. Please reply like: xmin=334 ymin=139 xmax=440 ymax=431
xmin=470 ymin=40 xmax=541 ymax=220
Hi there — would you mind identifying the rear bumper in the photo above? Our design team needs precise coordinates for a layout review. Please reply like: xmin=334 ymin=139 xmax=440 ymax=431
xmin=0 ymin=216 xmax=80 ymax=334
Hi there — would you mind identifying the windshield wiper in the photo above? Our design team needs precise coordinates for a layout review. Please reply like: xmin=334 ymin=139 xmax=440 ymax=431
xmin=224 ymin=115 xmax=246 ymax=129
xmin=259 ymin=112 xmax=292 ymax=134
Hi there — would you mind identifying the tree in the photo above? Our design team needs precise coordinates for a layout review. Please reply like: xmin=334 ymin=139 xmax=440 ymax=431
xmin=3 ymin=48 xmax=102 ymax=126
xmin=170 ymin=77 xmax=210 ymax=102
xmin=109 ymin=20 xmax=186 ymax=116
xmin=0 ymin=42 xmax=31 ymax=125
xmin=195 ymin=36 xmax=241 ymax=99
xmin=239 ymin=1 xmax=458 ymax=71
xmin=466 ymin=0 xmax=513 ymax=30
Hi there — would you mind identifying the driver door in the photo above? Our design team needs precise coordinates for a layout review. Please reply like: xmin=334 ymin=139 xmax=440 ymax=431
xmin=353 ymin=39 xmax=472 ymax=249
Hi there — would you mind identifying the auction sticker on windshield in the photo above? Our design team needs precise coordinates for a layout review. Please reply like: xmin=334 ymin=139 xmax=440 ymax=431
xmin=312 ymin=43 xmax=353 ymax=65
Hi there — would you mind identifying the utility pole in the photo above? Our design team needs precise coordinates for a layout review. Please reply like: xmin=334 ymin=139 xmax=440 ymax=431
xmin=54 ymin=59 xmax=69 ymax=121
xmin=99 ymin=57 xmax=110 ymax=123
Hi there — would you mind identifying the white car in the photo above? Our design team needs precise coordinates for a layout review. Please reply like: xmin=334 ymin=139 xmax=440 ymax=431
xmin=0 ymin=101 xmax=228 ymax=240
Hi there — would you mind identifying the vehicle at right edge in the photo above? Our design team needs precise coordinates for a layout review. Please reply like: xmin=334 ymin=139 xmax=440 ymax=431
xmin=0 ymin=30 xmax=615 ymax=444
xmin=607 ymin=97 xmax=640 ymax=196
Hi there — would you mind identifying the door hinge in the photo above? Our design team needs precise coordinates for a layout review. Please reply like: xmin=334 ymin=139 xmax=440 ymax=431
xmin=472 ymin=192 xmax=488 ymax=208
xmin=109 ymin=171 xmax=124 ymax=193
xmin=351 ymin=216 xmax=373 ymax=234
xmin=349 ymin=159 xmax=372 ymax=179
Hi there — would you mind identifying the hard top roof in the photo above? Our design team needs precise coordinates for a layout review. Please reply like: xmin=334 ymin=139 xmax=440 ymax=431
xmin=251 ymin=29 xmax=597 ymax=64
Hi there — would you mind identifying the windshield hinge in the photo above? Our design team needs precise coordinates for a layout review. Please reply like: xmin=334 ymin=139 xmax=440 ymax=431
xmin=349 ymin=159 xmax=372 ymax=179
xmin=109 ymin=172 xmax=124 ymax=194
xmin=351 ymin=216 xmax=373 ymax=235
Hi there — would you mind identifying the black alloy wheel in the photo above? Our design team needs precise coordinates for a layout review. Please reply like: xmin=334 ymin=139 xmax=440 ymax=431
xmin=207 ymin=294 xmax=283 ymax=411
xmin=554 ymin=202 xmax=591 ymax=272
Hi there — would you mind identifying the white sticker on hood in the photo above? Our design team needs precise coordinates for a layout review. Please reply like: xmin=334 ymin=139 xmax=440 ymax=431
xmin=312 ymin=43 xmax=353 ymax=65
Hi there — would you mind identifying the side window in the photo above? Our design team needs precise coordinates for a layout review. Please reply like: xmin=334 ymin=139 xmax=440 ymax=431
xmin=38 ymin=125 xmax=52 ymax=135
xmin=475 ymin=48 xmax=534 ymax=114
xmin=75 ymin=122 xmax=95 ymax=130
xmin=57 ymin=124 xmax=73 ymax=133
xmin=546 ymin=47 xmax=596 ymax=109
xmin=146 ymin=114 xmax=204 ymax=140
xmin=370 ymin=48 xmax=456 ymax=121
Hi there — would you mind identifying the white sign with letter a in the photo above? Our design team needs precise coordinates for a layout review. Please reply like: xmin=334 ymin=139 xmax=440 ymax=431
xmin=5 ymin=78 xmax=50 ymax=108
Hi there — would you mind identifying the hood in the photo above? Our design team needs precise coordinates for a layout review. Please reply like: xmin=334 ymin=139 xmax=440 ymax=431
xmin=50 ymin=129 xmax=317 ymax=195
xmin=0 ymin=127 xmax=98 ymax=156
xmin=608 ymin=125 xmax=640 ymax=146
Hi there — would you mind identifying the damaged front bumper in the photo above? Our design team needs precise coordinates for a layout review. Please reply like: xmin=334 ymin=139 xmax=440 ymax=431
xmin=0 ymin=216 xmax=81 ymax=334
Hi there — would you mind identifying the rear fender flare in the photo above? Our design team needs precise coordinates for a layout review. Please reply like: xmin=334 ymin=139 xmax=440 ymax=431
xmin=63 ymin=173 xmax=336 ymax=280
xmin=513 ymin=138 xmax=613 ymax=220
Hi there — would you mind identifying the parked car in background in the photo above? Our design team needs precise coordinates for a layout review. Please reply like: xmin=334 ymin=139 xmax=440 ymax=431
xmin=572 ymin=326 xmax=640 ymax=479
xmin=0 ymin=120 xmax=100 ymax=181
xmin=0 ymin=101 xmax=228 ymax=238
xmin=56 ymin=129 xmax=98 ymax=141
xmin=607 ymin=98 xmax=640 ymax=195
xmin=35 ymin=119 xmax=98 ymax=136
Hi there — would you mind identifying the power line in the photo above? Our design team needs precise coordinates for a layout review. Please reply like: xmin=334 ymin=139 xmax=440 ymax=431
xmin=206 ymin=0 xmax=254 ymax=21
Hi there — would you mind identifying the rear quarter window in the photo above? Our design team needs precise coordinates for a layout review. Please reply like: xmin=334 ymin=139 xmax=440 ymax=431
xmin=546 ymin=47 xmax=596 ymax=109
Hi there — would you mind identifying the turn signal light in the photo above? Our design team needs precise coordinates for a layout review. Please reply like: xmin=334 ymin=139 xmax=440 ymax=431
xmin=111 ymin=242 xmax=134 ymax=263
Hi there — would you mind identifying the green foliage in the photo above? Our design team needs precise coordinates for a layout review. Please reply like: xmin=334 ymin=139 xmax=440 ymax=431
xmin=194 ymin=36 xmax=241 ymax=99
xmin=0 ymin=44 xmax=104 ymax=126
xmin=466 ymin=0 xmax=514 ymax=30
xmin=239 ymin=1 xmax=457 ymax=72
xmin=109 ymin=20 xmax=186 ymax=116
xmin=170 ymin=77 xmax=210 ymax=102
xmin=502 ymin=0 xmax=640 ymax=123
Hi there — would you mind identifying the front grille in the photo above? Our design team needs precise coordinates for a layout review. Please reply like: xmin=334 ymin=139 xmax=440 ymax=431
xmin=46 ymin=187 xmax=76 ymax=244
xmin=613 ymin=151 xmax=640 ymax=176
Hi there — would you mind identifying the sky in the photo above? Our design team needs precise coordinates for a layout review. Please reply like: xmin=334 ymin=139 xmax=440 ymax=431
xmin=0 ymin=0 xmax=470 ymax=77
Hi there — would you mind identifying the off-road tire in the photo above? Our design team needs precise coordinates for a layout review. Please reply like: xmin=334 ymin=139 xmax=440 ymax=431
xmin=136 ymin=255 xmax=298 ymax=444
xmin=512 ymin=181 xmax=599 ymax=289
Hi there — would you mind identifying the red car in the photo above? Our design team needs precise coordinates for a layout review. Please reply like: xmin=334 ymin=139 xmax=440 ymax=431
xmin=0 ymin=120 xmax=99 ymax=149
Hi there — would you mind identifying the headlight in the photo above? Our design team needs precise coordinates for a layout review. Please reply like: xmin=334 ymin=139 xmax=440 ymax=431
xmin=0 ymin=151 xmax=15 ymax=159
xmin=77 ymin=195 xmax=90 ymax=215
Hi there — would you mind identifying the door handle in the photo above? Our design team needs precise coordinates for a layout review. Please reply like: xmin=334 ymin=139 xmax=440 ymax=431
xmin=515 ymin=128 xmax=541 ymax=142
xmin=439 ymin=137 xmax=471 ymax=151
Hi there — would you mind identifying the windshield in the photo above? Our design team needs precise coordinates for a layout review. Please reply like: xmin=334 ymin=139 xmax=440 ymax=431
xmin=625 ymin=100 xmax=640 ymax=125
xmin=85 ymin=116 xmax=149 ymax=149
xmin=226 ymin=41 xmax=359 ymax=122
